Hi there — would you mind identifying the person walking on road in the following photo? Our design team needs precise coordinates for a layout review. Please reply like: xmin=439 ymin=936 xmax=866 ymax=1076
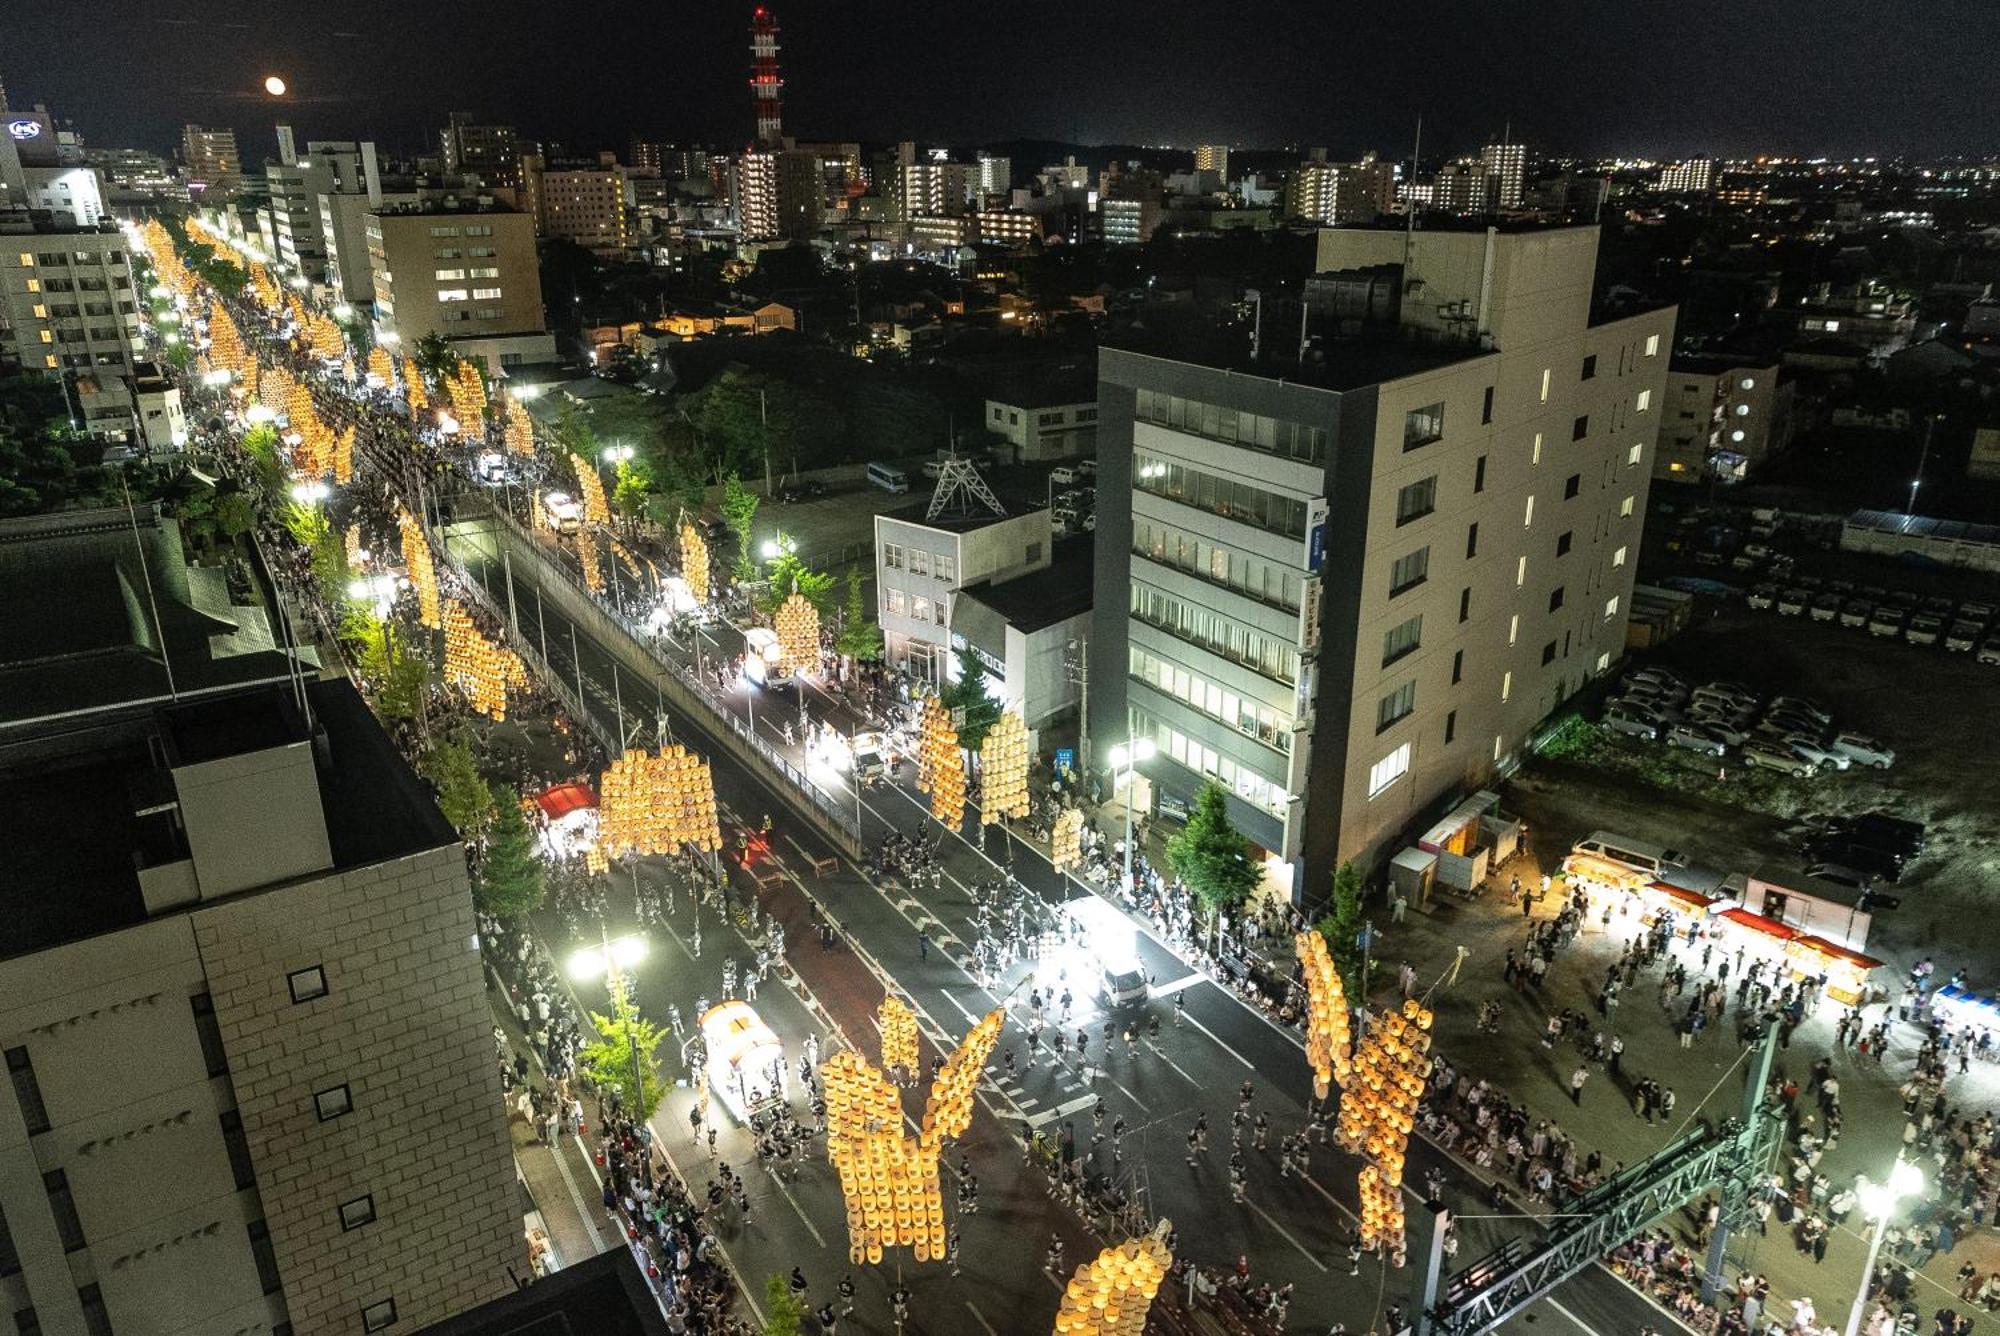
xmin=1569 ymin=1065 xmax=1588 ymax=1105
xmin=919 ymin=928 xmax=929 ymax=961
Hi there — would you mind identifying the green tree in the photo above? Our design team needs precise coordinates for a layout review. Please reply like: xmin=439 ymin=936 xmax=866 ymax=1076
xmin=1165 ymin=781 xmax=1261 ymax=913
xmin=938 ymin=644 xmax=1003 ymax=752
xmin=411 ymin=332 xmax=459 ymax=388
xmin=835 ymin=565 xmax=883 ymax=662
xmin=476 ymin=784 xmax=546 ymax=917
xmin=422 ymin=739 xmax=497 ymax=837
xmin=611 ymin=458 xmax=652 ymax=525
xmin=578 ymin=975 xmax=666 ymax=1120
xmin=349 ymin=614 xmax=431 ymax=722
xmin=720 ymin=472 xmax=760 ymax=582
xmin=763 ymin=1275 xmax=806 ymax=1336
xmin=1316 ymin=860 xmax=1369 ymax=999
xmin=239 ymin=423 xmax=285 ymax=494
xmin=754 ymin=550 xmax=835 ymax=617
xmin=213 ymin=489 xmax=257 ymax=541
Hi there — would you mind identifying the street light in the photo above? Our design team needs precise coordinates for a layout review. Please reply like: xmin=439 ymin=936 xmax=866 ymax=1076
xmin=1105 ymin=738 xmax=1156 ymax=893
xmin=761 ymin=531 xmax=796 ymax=561
xmin=1842 ymin=1157 xmax=1924 ymax=1336
xmin=289 ymin=481 xmax=330 ymax=505
xmin=569 ymin=931 xmax=653 ymax=1121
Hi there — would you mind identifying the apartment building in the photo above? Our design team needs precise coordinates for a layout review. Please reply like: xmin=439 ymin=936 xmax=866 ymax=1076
xmin=985 ymin=391 xmax=1098 ymax=462
xmin=875 ymin=503 xmax=1053 ymax=684
xmin=0 ymin=510 xmax=518 ymax=1336
xmin=0 ymin=218 xmax=145 ymax=435
xmin=1655 ymin=354 xmax=1793 ymax=483
xmin=439 ymin=114 xmax=522 ymax=192
xmin=366 ymin=200 xmax=553 ymax=370
xmin=267 ymin=140 xmax=374 ymax=285
xmin=1480 ymin=142 xmax=1527 ymax=211
xmin=522 ymin=153 xmax=631 ymax=257
xmin=1090 ymin=222 xmax=1676 ymax=903
xmin=1194 ymin=145 xmax=1230 ymax=178
xmin=1285 ymin=156 xmax=1395 ymax=226
xmin=180 ymin=125 xmax=242 ymax=199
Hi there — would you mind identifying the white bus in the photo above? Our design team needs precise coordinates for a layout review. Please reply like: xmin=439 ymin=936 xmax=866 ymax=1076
xmin=865 ymin=461 xmax=911 ymax=493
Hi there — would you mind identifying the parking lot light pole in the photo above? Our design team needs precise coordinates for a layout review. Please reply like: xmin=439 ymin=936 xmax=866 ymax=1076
xmin=1107 ymin=738 xmax=1155 ymax=894
xmin=569 ymin=930 xmax=651 ymax=1120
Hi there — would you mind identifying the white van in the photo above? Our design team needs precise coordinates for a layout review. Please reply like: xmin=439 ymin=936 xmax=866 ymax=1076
xmin=540 ymin=490 xmax=582 ymax=534
xmin=1569 ymin=831 xmax=1689 ymax=879
xmin=866 ymin=461 xmax=910 ymax=493
xmin=741 ymin=625 xmax=794 ymax=689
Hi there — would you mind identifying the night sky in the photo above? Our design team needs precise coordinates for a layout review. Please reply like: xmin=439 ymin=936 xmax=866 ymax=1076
xmin=10 ymin=0 xmax=1999 ymax=162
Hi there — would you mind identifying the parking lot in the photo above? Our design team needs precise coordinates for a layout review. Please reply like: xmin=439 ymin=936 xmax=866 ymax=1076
xmin=1524 ymin=596 xmax=2000 ymax=974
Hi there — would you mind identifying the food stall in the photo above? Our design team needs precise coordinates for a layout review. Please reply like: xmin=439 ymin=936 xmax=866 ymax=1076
xmin=1931 ymin=986 xmax=2000 ymax=1051
xmin=1784 ymin=935 xmax=1883 ymax=1007
xmin=532 ymin=781 xmax=599 ymax=860
xmin=1417 ymin=791 xmax=1520 ymax=893
xmin=1712 ymin=907 xmax=1797 ymax=972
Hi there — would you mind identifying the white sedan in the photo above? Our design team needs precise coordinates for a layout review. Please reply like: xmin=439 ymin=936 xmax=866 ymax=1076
xmin=1830 ymin=733 xmax=1895 ymax=771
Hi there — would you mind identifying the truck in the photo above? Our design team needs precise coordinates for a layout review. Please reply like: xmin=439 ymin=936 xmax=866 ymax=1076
xmin=850 ymin=730 xmax=888 ymax=784
xmin=540 ymin=490 xmax=582 ymax=534
xmin=695 ymin=1001 xmax=787 ymax=1122
xmin=741 ymin=626 xmax=794 ymax=690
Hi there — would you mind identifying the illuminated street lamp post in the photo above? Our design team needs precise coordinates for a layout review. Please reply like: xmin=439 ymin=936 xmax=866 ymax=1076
xmin=569 ymin=930 xmax=652 ymax=1120
xmin=1843 ymin=1158 xmax=1924 ymax=1336
xmin=1106 ymin=738 xmax=1156 ymax=893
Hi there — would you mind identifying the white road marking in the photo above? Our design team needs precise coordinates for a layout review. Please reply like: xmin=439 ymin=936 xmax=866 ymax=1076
xmin=1142 ymin=1039 xmax=1200 ymax=1086
xmin=1028 ymin=1093 xmax=1103 ymax=1129
xmin=965 ymin=1301 xmax=1000 ymax=1336
xmin=766 ymin=1165 xmax=827 ymax=1248
xmin=1247 ymin=1199 xmax=1329 ymax=1271
xmin=1174 ymin=1006 xmax=1257 ymax=1070
xmin=1153 ymin=971 xmax=1206 ymax=997
xmin=547 ymin=1133 xmax=609 ymax=1252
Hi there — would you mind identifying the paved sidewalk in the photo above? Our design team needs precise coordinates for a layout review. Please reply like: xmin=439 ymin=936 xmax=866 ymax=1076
xmin=488 ymin=988 xmax=614 ymax=1274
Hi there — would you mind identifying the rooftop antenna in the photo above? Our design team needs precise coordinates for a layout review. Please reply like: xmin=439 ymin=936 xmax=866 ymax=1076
xmin=1403 ymin=114 xmax=1423 ymax=275
xmin=926 ymin=448 xmax=1006 ymax=523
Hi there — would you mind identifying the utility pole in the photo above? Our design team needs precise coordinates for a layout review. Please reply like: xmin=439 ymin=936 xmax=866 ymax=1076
xmin=1065 ymin=636 xmax=1089 ymax=780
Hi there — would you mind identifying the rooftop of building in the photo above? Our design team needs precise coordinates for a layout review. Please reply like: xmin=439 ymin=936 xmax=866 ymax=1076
xmin=369 ymin=196 xmax=524 ymax=218
xmin=0 ymin=212 xmax=126 ymax=238
xmin=0 ymin=678 xmax=456 ymax=963
xmin=0 ymin=504 xmax=305 ymax=736
xmin=1669 ymin=351 xmax=1783 ymax=375
xmin=412 ymin=1249 xmax=668 ymax=1336
xmin=1103 ymin=310 xmax=1486 ymax=392
xmin=879 ymin=492 xmax=1044 ymax=534
xmin=958 ymin=535 xmax=1094 ymax=632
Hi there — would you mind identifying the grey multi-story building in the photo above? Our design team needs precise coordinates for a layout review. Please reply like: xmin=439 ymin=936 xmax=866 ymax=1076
xmin=1089 ymin=222 xmax=1677 ymax=904
xmin=0 ymin=217 xmax=146 ymax=436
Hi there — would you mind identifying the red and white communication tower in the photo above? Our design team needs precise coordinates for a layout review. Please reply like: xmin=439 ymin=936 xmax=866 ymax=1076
xmin=750 ymin=6 xmax=783 ymax=148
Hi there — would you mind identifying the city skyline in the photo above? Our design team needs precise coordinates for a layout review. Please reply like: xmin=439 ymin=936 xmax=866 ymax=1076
xmin=10 ymin=0 xmax=2000 ymax=161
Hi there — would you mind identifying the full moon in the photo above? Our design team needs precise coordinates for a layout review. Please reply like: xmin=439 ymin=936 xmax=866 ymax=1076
xmin=263 ymin=75 xmax=288 ymax=96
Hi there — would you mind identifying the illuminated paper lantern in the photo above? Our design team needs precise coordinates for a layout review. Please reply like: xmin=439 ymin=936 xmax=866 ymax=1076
xmin=367 ymin=344 xmax=396 ymax=388
xmin=403 ymin=358 xmax=429 ymax=416
xmin=1051 ymin=808 xmax=1084 ymax=871
xmin=915 ymin=695 xmax=965 ymax=829
xmin=572 ymin=452 xmax=611 ymax=527
xmin=504 ymin=398 xmax=535 ymax=457
xmin=1051 ymin=1223 xmax=1173 ymax=1336
xmin=879 ymin=996 xmax=919 ymax=1075
xmin=397 ymin=508 xmax=440 ymax=629
xmin=576 ymin=527 xmax=606 ymax=594
xmin=679 ymin=523 xmax=710 ymax=605
xmin=448 ymin=359 xmax=488 ymax=427
xmin=775 ymin=592 xmax=819 ymax=676
xmin=442 ymin=598 xmax=526 ymax=721
xmin=979 ymin=710 xmax=1029 ymax=824
xmin=1296 ymin=930 xmax=1353 ymax=1101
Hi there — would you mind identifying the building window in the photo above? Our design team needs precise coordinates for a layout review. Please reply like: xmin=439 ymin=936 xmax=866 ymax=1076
xmin=1635 ymin=389 xmax=1652 ymax=413
xmin=1627 ymin=442 xmax=1643 ymax=466
xmin=6 ymin=1048 xmax=49 ymax=1136
xmin=1538 ymin=368 xmax=1551 ymax=403
xmin=472 ymin=287 xmax=503 ymax=300
xmin=1481 ymin=386 xmax=1494 ymax=424
xmin=1523 ymin=495 xmax=1535 ymax=528
xmin=287 ymin=966 xmax=328 ymax=1004
xmin=882 ymin=543 xmax=902 ymax=570
xmin=1445 ymin=710 xmax=1458 ymax=745
xmin=1612 ymin=544 xmax=1627 ymax=567
xmin=1388 ymin=547 xmax=1429 ymax=597
xmin=1465 ymin=523 xmax=1479 ymax=560
xmin=1458 ymin=587 xmax=1471 ymax=624
xmin=339 ymin=1195 xmax=378 ymax=1232
xmin=1581 ymin=354 xmax=1597 ymax=381
xmin=362 ymin=1299 xmax=398 ymax=1333
xmin=1564 ymin=473 xmax=1581 ymax=500
xmin=1516 ymin=555 xmax=1527 ymax=588
xmin=911 ymin=596 xmax=932 ymax=624
xmin=1403 ymin=402 xmax=1445 ymax=451
xmin=1620 ymin=494 xmax=1635 ymax=517
xmin=1571 ymin=415 xmax=1589 ymax=442
xmin=1473 ymin=454 xmax=1487 ymax=493
xmin=1367 ymin=744 xmax=1412 ymax=798
xmin=76 ymin=1286 xmax=111 ymax=1336
xmin=1604 ymin=595 xmax=1621 ymax=620
xmin=1026 ymin=541 xmax=1043 ymax=563
xmin=934 ymin=601 xmax=946 ymax=627
xmin=1644 ymin=334 xmax=1660 ymax=356
xmin=1501 ymin=671 xmax=1513 ymax=703
xmin=220 ymin=1110 xmax=257 ymax=1190
xmin=1508 ymin=613 xmax=1519 ymax=646
xmin=13 ymin=1307 xmax=38 ymax=1336
xmin=1394 ymin=476 xmax=1437 ymax=526
xmin=1382 ymin=614 xmax=1422 ymax=666
xmin=0 ymin=1204 xmax=20 ymax=1277
xmin=1549 ymin=586 xmax=1566 ymax=612
xmin=1451 ymin=649 xmax=1464 ymax=685
xmin=314 ymin=1084 xmax=353 ymax=1122
xmin=908 ymin=549 xmax=930 ymax=578
xmin=885 ymin=589 xmax=907 ymax=617
xmin=1376 ymin=682 xmax=1417 ymax=733
xmin=937 ymin=554 xmax=956 ymax=584
xmin=1596 ymin=651 xmax=1612 ymax=673
xmin=433 ymin=268 xmax=465 ymax=280
xmin=1542 ymin=640 xmax=1558 ymax=666
xmin=43 ymin=1171 xmax=85 ymax=1253
xmin=190 ymin=992 xmax=229 ymax=1078
xmin=1532 ymin=432 xmax=1543 ymax=465
xmin=248 ymin=1220 xmax=283 ymax=1295
xmin=436 ymin=288 xmax=469 ymax=302
xmin=1556 ymin=530 xmax=1573 ymax=557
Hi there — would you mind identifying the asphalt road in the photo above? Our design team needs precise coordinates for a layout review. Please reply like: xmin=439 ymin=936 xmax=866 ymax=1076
xmin=446 ymin=513 xmax=1689 ymax=1336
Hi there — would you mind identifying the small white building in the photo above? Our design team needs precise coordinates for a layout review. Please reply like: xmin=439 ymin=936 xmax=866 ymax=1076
xmin=874 ymin=502 xmax=1052 ymax=685
xmin=984 ymin=392 xmax=1097 ymax=463
xmin=949 ymin=536 xmax=1094 ymax=748
xmin=134 ymin=364 xmax=188 ymax=452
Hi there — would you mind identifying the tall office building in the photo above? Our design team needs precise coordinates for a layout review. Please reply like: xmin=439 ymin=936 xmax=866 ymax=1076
xmin=180 ymin=125 xmax=242 ymax=199
xmin=1658 ymin=157 xmax=1714 ymax=194
xmin=975 ymin=155 xmax=1012 ymax=197
xmin=1286 ymin=155 xmax=1396 ymax=226
xmin=439 ymin=113 xmax=522 ymax=191
xmin=0 ymin=217 xmax=147 ymax=435
xmin=1194 ymin=144 xmax=1230 ymax=178
xmin=521 ymin=153 xmax=631 ymax=257
xmin=1480 ymin=141 xmax=1527 ymax=210
xmin=366 ymin=200 xmax=553 ymax=370
xmin=1089 ymin=222 xmax=1675 ymax=902
xmin=0 ymin=505 xmax=519 ymax=1336
xmin=267 ymin=137 xmax=372 ymax=285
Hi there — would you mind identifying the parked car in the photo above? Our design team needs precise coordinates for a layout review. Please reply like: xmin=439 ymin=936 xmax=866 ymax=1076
xmin=1829 ymin=812 xmax=1925 ymax=858
xmin=1783 ymin=737 xmax=1849 ymax=771
xmin=1830 ymin=733 xmax=1895 ymax=770
xmin=1945 ymin=620 xmax=1983 ymax=653
xmin=1765 ymin=706 xmax=1826 ymax=735
xmin=1979 ymin=635 xmax=2000 ymax=667
xmin=1905 ymin=615 xmax=1943 ymax=647
xmin=1603 ymin=710 xmax=1661 ymax=741
xmin=1610 ymin=697 xmax=1676 ymax=727
xmin=1688 ymin=715 xmax=1752 ymax=746
xmin=1922 ymin=595 xmax=1957 ymax=618
xmin=1868 ymin=606 xmax=1909 ymax=638
xmin=1627 ymin=666 xmax=1688 ymax=692
xmin=1770 ymin=695 xmax=1832 ymax=724
xmin=1959 ymin=600 xmax=1996 ymax=622
xmin=1777 ymin=588 xmax=1809 ymax=616
xmin=1743 ymin=742 xmax=1820 ymax=776
xmin=1666 ymin=725 xmax=1728 ymax=757
xmin=1809 ymin=592 xmax=1842 ymax=622
xmin=1838 ymin=599 xmax=1873 ymax=629
xmin=1746 ymin=584 xmax=1779 ymax=611
xmin=1804 ymin=839 xmax=1905 ymax=884
xmin=1888 ymin=589 xmax=1920 ymax=610
xmin=1805 ymin=863 xmax=1874 ymax=892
